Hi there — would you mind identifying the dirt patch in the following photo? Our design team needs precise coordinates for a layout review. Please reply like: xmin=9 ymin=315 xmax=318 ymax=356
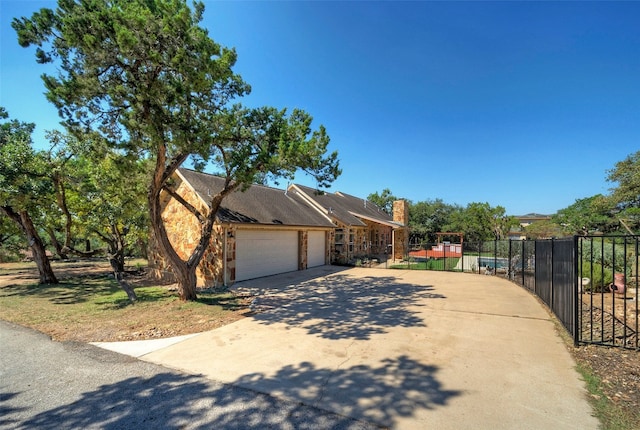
xmin=572 ymin=344 xmax=639 ymax=426
xmin=0 ymin=260 xmax=252 ymax=343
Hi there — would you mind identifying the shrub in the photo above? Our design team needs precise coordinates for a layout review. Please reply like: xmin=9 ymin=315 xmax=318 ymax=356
xmin=580 ymin=261 xmax=613 ymax=293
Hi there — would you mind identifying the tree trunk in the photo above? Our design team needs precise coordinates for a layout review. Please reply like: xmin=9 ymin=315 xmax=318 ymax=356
xmin=2 ymin=206 xmax=58 ymax=284
xmin=46 ymin=227 xmax=69 ymax=260
xmin=148 ymin=164 xmax=199 ymax=300
xmin=106 ymin=226 xmax=137 ymax=302
xmin=108 ymin=255 xmax=137 ymax=302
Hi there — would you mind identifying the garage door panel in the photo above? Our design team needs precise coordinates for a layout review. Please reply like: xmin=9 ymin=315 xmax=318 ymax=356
xmin=308 ymin=231 xmax=326 ymax=268
xmin=236 ymin=230 xmax=298 ymax=281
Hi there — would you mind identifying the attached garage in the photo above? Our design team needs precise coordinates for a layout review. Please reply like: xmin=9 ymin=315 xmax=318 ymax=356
xmin=307 ymin=231 xmax=326 ymax=268
xmin=235 ymin=229 xmax=299 ymax=281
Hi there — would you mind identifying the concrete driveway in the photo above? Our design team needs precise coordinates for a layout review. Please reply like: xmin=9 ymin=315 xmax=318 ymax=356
xmin=96 ymin=267 xmax=599 ymax=429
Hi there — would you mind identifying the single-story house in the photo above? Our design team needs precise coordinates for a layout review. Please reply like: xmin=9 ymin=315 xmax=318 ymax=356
xmin=290 ymin=184 xmax=408 ymax=265
xmin=150 ymin=168 xmax=408 ymax=286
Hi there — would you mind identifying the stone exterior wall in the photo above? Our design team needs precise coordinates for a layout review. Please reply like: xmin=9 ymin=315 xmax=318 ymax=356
xmin=148 ymin=181 xmax=227 ymax=287
xmin=363 ymin=219 xmax=392 ymax=256
xmin=328 ymin=220 xmax=393 ymax=264
xmin=298 ymin=230 xmax=308 ymax=270
xmin=393 ymin=200 xmax=410 ymax=261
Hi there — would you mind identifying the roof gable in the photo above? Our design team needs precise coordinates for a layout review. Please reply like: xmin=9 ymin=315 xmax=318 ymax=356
xmin=291 ymin=184 xmax=397 ymax=227
xmin=176 ymin=169 xmax=334 ymax=228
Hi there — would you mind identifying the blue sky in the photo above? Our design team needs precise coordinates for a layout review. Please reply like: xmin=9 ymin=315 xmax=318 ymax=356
xmin=1 ymin=1 xmax=639 ymax=216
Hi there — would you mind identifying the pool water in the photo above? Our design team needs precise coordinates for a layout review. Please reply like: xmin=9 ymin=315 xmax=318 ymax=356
xmin=478 ymin=257 xmax=509 ymax=269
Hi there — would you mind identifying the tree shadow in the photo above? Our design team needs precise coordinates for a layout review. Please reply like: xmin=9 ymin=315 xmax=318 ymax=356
xmin=11 ymin=356 xmax=460 ymax=430
xmin=233 ymin=355 xmax=462 ymax=428
xmin=13 ymin=372 xmax=376 ymax=430
xmin=0 ymin=276 xmax=121 ymax=305
xmin=0 ymin=392 xmax=27 ymax=429
xmin=248 ymin=274 xmax=445 ymax=340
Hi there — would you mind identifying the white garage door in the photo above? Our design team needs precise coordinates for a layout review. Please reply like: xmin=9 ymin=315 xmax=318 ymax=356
xmin=235 ymin=230 xmax=298 ymax=281
xmin=308 ymin=231 xmax=326 ymax=268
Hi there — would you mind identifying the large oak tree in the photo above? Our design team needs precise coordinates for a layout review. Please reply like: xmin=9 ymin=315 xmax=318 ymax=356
xmin=14 ymin=0 xmax=340 ymax=300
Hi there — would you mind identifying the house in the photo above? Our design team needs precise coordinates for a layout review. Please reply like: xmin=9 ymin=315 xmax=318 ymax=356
xmin=290 ymin=184 xmax=408 ymax=265
xmin=150 ymin=168 xmax=408 ymax=286
xmin=508 ymin=213 xmax=552 ymax=240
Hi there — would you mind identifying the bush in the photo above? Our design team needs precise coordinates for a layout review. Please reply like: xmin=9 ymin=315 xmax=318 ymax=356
xmin=580 ymin=261 xmax=613 ymax=293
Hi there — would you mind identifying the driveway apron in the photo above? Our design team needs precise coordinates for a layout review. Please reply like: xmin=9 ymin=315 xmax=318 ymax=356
xmin=108 ymin=267 xmax=599 ymax=429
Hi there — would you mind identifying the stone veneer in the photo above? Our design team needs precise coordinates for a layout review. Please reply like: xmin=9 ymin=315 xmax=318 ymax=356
xmin=148 ymin=180 xmax=228 ymax=287
xmin=393 ymin=200 xmax=410 ymax=261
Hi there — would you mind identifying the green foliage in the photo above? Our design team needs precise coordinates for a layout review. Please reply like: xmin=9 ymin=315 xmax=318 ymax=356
xmin=14 ymin=0 xmax=341 ymax=299
xmin=0 ymin=108 xmax=51 ymax=211
xmin=367 ymin=189 xmax=397 ymax=215
xmin=446 ymin=202 xmax=516 ymax=243
xmin=408 ymin=199 xmax=459 ymax=243
xmin=554 ymin=195 xmax=617 ymax=235
xmin=580 ymin=261 xmax=613 ymax=292
xmin=0 ymin=213 xmax=24 ymax=261
xmin=523 ymin=219 xmax=565 ymax=239
xmin=579 ymin=237 xmax=634 ymax=276
xmin=607 ymin=150 xmax=640 ymax=211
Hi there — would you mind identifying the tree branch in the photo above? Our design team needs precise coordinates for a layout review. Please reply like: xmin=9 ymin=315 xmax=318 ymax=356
xmin=162 ymin=184 xmax=205 ymax=224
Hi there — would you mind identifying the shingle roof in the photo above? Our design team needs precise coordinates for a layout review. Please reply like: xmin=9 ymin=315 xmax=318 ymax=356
xmin=177 ymin=169 xmax=334 ymax=228
xmin=291 ymin=184 xmax=400 ymax=227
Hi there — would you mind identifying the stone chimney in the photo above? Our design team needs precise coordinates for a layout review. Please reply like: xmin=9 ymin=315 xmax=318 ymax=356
xmin=393 ymin=200 xmax=409 ymax=226
xmin=392 ymin=200 xmax=409 ymax=261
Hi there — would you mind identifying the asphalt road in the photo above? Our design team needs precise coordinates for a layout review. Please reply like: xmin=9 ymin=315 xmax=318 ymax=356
xmin=0 ymin=320 xmax=378 ymax=430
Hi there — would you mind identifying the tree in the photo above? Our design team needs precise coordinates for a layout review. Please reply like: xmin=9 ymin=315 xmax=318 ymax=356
xmin=607 ymin=150 xmax=640 ymax=233
xmin=523 ymin=220 xmax=564 ymax=239
xmin=0 ymin=212 xmax=24 ymax=262
xmin=367 ymin=189 xmax=397 ymax=215
xmin=14 ymin=0 xmax=340 ymax=300
xmin=45 ymin=131 xmax=150 ymax=301
xmin=408 ymin=199 xmax=458 ymax=244
xmin=447 ymin=202 xmax=515 ymax=243
xmin=553 ymin=195 xmax=617 ymax=236
xmin=0 ymin=108 xmax=58 ymax=283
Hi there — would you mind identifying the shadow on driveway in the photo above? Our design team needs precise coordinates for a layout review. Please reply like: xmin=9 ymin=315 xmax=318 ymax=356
xmin=246 ymin=273 xmax=446 ymax=340
xmin=14 ymin=371 xmax=378 ymax=430
xmin=232 ymin=354 xmax=462 ymax=428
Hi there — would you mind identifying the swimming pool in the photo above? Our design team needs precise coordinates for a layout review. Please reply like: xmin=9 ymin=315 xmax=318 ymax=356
xmin=478 ymin=257 xmax=509 ymax=269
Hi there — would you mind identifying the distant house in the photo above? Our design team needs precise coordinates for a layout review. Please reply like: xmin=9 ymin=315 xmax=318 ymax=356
xmin=508 ymin=213 xmax=552 ymax=240
xmin=150 ymin=169 xmax=408 ymax=286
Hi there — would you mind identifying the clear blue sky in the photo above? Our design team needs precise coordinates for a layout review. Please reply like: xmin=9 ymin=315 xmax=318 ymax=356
xmin=1 ymin=1 xmax=639 ymax=216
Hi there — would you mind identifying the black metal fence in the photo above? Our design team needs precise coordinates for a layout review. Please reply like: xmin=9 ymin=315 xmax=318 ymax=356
xmin=392 ymin=236 xmax=639 ymax=350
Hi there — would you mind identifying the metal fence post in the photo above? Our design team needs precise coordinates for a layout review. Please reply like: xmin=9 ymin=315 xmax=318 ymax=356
xmin=573 ymin=235 xmax=579 ymax=346
xmin=521 ymin=239 xmax=525 ymax=286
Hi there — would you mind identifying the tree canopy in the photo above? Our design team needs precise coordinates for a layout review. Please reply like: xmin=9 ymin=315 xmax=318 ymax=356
xmin=367 ymin=189 xmax=397 ymax=215
xmin=14 ymin=0 xmax=340 ymax=300
xmin=0 ymin=108 xmax=58 ymax=283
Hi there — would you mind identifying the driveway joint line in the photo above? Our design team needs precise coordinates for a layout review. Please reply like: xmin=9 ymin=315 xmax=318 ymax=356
xmin=439 ymin=308 xmax=551 ymax=321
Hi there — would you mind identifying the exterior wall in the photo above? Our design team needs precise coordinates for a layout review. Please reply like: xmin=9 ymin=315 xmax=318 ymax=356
xmin=363 ymin=219 xmax=392 ymax=256
xmin=298 ymin=230 xmax=308 ymax=270
xmin=329 ymin=220 xmax=393 ymax=264
xmin=148 ymin=181 xmax=226 ymax=287
xmin=393 ymin=200 xmax=410 ymax=261
xmin=393 ymin=228 xmax=408 ymax=261
xmin=149 ymin=180 xmax=329 ymax=285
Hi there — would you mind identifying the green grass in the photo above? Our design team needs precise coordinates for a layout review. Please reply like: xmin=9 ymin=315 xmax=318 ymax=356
xmin=390 ymin=257 xmax=461 ymax=271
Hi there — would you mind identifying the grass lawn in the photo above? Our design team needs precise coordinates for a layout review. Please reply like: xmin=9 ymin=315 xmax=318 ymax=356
xmin=0 ymin=260 xmax=250 ymax=342
xmin=390 ymin=257 xmax=460 ymax=271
